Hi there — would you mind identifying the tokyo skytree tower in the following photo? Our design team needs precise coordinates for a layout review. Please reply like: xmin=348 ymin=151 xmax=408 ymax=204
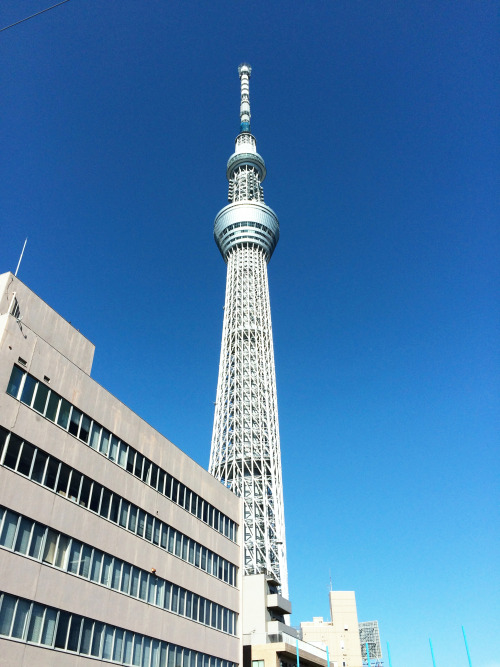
xmin=209 ymin=64 xmax=288 ymax=597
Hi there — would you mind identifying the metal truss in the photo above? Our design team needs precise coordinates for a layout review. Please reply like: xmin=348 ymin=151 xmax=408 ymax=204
xmin=209 ymin=64 xmax=288 ymax=597
xmin=210 ymin=244 xmax=287 ymax=596
xmin=359 ymin=621 xmax=383 ymax=660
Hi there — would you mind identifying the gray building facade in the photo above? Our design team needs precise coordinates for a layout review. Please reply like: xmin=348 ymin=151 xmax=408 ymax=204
xmin=0 ymin=272 xmax=242 ymax=667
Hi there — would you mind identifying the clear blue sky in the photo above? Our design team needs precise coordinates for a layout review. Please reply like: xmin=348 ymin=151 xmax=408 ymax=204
xmin=1 ymin=2 xmax=498 ymax=666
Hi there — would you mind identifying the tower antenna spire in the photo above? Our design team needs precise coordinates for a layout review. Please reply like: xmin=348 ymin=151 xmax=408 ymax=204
xmin=238 ymin=63 xmax=252 ymax=133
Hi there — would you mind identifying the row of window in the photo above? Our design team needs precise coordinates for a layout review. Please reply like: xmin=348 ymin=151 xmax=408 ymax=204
xmin=6 ymin=365 xmax=236 ymax=542
xmin=0 ymin=507 xmax=236 ymax=635
xmin=0 ymin=428 xmax=237 ymax=586
xmin=0 ymin=593 xmax=237 ymax=667
xmin=221 ymin=221 xmax=272 ymax=238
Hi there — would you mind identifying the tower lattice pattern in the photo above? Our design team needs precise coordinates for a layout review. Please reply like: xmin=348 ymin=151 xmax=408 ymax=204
xmin=209 ymin=65 xmax=288 ymax=596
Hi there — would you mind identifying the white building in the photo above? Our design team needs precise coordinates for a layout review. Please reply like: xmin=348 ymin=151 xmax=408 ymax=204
xmin=301 ymin=592 xmax=364 ymax=667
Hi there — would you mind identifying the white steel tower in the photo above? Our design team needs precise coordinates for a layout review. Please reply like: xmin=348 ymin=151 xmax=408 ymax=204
xmin=210 ymin=64 xmax=288 ymax=597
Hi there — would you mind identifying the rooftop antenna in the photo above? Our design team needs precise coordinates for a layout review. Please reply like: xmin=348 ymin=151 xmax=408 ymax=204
xmin=329 ymin=570 xmax=333 ymax=591
xmin=15 ymin=238 xmax=27 ymax=277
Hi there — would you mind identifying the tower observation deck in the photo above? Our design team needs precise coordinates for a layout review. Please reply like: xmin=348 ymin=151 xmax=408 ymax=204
xmin=210 ymin=64 xmax=288 ymax=597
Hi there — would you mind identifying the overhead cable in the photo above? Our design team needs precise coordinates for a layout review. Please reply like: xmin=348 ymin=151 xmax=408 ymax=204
xmin=1 ymin=0 xmax=71 ymax=33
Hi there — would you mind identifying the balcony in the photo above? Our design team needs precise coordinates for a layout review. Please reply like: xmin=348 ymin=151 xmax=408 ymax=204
xmin=267 ymin=593 xmax=292 ymax=615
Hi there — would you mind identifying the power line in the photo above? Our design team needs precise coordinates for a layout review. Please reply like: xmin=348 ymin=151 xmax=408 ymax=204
xmin=0 ymin=0 xmax=71 ymax=33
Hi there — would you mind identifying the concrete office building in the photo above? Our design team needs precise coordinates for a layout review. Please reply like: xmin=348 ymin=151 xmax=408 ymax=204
xmin=301 ymin=592 xmax=363 ymax=667
xmin=0 ymin=272 xmax=242 ymax=666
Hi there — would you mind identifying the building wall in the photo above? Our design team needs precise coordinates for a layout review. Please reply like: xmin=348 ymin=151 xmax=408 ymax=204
xmin=301 ymin=592 xmax=363 ymax=667
xmin=0 ymin=273 xmax=242 ymax=667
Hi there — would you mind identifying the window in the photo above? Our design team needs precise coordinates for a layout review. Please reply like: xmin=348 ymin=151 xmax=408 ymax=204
xmin=164 ymin=583 xmax=172 ymax=611
xmin=33 ymin=383 xmax=49 ymax=414
xmin=80 ymin=619 xmax=93 ymax=655
xmin=44 ymin=458 xmax=59 ymax=490
xmin=42 ymin=530 xmax=58 ymax=564
xmin=79 ymin=415 xmax=91 ymax=443
xmin=3 ymin=434 xmax=22 ymax=470
xmin=137 ymin=510 xmax=145 ymax=538
xmin=68 ymin=470 xmax=82 ymax=501
xmin=156 ymin=580 xmax=165 ymax=608
xmin=57 ymin=399 xmax=71 ymax=429
xmin=26 ymin=603 xmax=44 ymax=643
xmin=67 ymin=614 xmax=83 ymax=652
xmin=178 ymin=589 xmax=186 ymax=616
xmin=100 ymin=489 xmax=111 ymax=518
xmin=117 ymin=441 xmax=127 ymax=467
xmin=31 ymin=450 xmax=48 ymax=484
xmin=54 ymin=610 xmax=70 ymax=649
xmin=20 ymin=375 xmax=36 ymax=406
xmin=28 ymin=523 xmax=45 ymax=559
xmin=0 ymin=510 xmax=18 ymax=549
xmin=89 ymin=483 xmax=102 ymax=513
xmin=68 ymin=541 xmax=81 ymax=574
xmin=101 ymin=555 xmax=112 ymax=586
xmin=109 ymin=435 xmax=119 ymax=462
xmin=128 ymin=505 xmax=137 ymax=533
xmin=45 ymin=392 xmax=59 ymax=421
xmin=112 ymin=563 xmax=124 ymax=594
xmin=99 ymin=429 xmax=110 ymax=456
xmin=171 ymin=586 xmax=179 ymax=613
xmin=10 ymin=598 xmax=30 ymax=638
xmin=79 ymin=477 xmax=92 ymax=508
xmin=112 ymin=628 xmax=124 ymax=661
xmin=91 ymin=621 xmax=104 ymax=656
xmin=139 ymin=572 xmax=147 ymax=601
xmin=6 ymin=366 xmax=24 ymax=398
xmin=153 ymin=520 xmax=160 ymax=546
xmin=79 ymin=545 xmax=92 ymax=578
xmin=14 ymin=517 xmax=32 ymax=554
xmin=56 ymin=463 xmax=71 ymax=496
xmin=89 ymin=423 xmax=101 ymax=450
xmin=121 ymin=563 xmax=131 ymax=594
xmin=123 ymin=631 xmax=134 ymax=662
xmin=126 ymin=448 xmax=135 ymax=473
xmin=17 ymin=441 xmax=35 ymax=476
xmin=145 ymin=514 xmax=153 ymax=541
xmin=119 ymin=500 xmax=129 ymax=528
xmin=109 ymin=495 xmax=120 ymax=523
xmin=90 ymin=552 xmax=103 ymax=583
xmin=55 ymin=535 xmax=70 ymax=569
xmin=130 ymin=568 xmax=139 ymax=597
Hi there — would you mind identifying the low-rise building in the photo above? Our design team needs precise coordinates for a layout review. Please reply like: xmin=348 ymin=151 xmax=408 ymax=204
xmin=300 ymin=592 xmax=363 ymax=667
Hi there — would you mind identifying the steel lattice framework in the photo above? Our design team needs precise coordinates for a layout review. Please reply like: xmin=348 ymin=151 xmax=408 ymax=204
xmin=209 ymin=65 xmax=288 ymax=597
xmin=359 ymin=621 xmax=383 ymax=661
